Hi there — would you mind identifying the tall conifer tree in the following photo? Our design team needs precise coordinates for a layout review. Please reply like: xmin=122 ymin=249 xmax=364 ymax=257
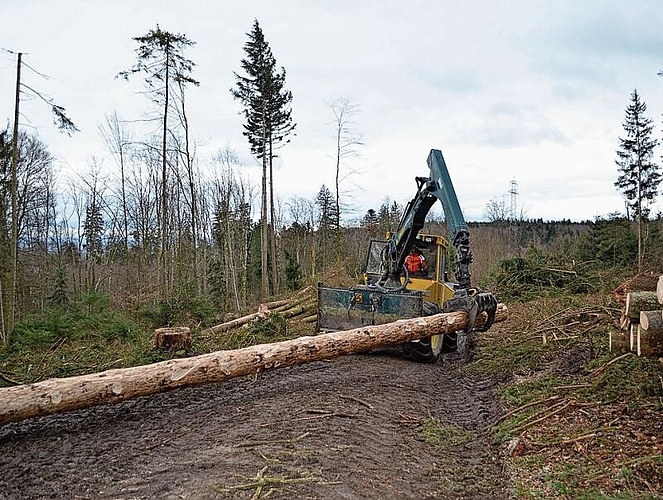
xmin=615 ymin=89 xmax=660 ymax=271
xmin=231 ymin=19 xmax=295 ymax=298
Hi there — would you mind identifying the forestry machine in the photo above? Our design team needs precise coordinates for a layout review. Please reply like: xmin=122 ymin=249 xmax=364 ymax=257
xmin=317 ymin=148 xmax=498 ymax=362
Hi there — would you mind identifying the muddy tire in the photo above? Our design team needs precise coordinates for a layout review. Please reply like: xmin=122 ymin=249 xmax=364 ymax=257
xmin=441 ymin=332 xmax=458 ymax=352
xmin=402 ymin=302 xmax=444 ymax=363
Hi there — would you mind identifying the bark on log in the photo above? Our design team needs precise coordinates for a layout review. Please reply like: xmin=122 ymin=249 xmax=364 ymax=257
xmin=0 ymin=304 xmax=507 ymax=425
xmin=271 ymin=293 xmax=316 ymax=314
xmin=280 ymin=301 xmax=316 ymax=319
xmin=625 ymin=291 xmax=660 ymax=319
xmin=609 ymin=330 xmax=629 ymax=353
xmin=630 ymin=323 xmax=638 ymax=352
xmin=202 ymin=310 xmax=267 ymax=335
xmin=637 ymin=327 xmax=663 ymax=357
xmin=262 ymin=298 xmax=290 ymax=309
xmin=657 ymin=275 xmax=663 ymax=305
xmin=154 ymin=327 xmax=192 ymax=350
xmin=639 ymin=310 xmax=663 ymax=333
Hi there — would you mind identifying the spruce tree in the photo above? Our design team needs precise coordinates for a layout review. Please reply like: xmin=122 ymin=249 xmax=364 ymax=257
xmin=315 ymin=185 xmax=338 ymax=271
xmin=615 ymin=89 xmax=660 ymax=271
xmin=231 ymin=19 xmax=295 ymax=298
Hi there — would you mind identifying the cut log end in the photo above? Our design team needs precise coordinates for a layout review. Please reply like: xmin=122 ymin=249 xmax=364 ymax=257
xmin=637 ymin=327 xmax=663 ymax=357
xmin=639 ymin=310 xmax=663 ymax=333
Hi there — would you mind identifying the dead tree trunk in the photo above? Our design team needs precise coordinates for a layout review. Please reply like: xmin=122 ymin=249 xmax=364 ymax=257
xmin=0 ymin=304 xmax=507 ymax=425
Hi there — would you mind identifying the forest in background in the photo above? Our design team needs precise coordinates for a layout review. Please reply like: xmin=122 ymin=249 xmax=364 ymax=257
xmin=2 ymin=21 xmax=663 ymax=346
xmin=2 ymin=119 xmax=663 ymax=344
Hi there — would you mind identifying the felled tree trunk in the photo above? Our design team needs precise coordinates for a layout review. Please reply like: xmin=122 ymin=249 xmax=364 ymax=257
xmin=637 ymin=309 xmax=663 ymax=357
xmin=657 ymin=275 xmax=663 ymax=305
xmin=0 ymin=304 xmax=507 ymax=425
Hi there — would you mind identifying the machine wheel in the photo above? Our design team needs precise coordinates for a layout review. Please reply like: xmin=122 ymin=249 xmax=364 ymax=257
xmin=441 ymin=332 xmax=458 ymax=352
xmin=402 ymin=301 xmax=444 ymax=363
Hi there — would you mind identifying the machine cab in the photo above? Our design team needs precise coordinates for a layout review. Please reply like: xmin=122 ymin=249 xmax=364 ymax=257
xmin=363 ymin=233 xmax=454 ymax=305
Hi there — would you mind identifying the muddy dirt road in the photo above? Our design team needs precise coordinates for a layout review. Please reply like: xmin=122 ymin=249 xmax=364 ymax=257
xmin=0 ymin=353 xmax=508 ymax=499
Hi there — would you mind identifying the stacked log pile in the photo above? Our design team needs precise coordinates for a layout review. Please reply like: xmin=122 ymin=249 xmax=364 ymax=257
xmin=200 ymin=286 xmax=318 ymax=336
xmin=612 ymin=274 xmax=663 ymax=357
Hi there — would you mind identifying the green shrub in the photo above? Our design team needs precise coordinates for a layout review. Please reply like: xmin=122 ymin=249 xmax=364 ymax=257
xmin=10 ymin=294 xmax=141 ymax=350
xmin=490 ymin=247 xmax=595 ymax=300
xmin=138 ymin=292 xmax=217 ymax=329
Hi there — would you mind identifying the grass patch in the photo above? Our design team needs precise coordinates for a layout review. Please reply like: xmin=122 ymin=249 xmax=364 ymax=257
xmin=418 ymin=417 xmax=474 ymax=448
xmin=0 ymin=293 xmax=152 ymax=385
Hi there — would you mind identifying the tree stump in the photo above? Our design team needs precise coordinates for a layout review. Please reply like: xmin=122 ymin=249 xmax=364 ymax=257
xmin=154 ymin=327 xmax=192 ymax=350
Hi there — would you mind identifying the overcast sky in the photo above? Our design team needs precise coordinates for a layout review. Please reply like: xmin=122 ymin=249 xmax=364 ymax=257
xmin=2 ymin=0 xmax=663 ymax=223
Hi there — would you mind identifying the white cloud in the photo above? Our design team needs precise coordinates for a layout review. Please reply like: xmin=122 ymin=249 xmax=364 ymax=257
xmin=1 ymin=0 xmax=663 ymax=225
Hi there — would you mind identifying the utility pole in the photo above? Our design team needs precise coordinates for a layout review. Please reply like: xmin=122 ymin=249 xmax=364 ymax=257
xmin=7 ymin=52 xmax=22 ymax=339
xmin=1 ymin=51 xmax=76 ymax=341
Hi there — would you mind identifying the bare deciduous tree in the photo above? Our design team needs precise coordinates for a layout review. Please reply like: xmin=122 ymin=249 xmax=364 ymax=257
xmin=330 ymin=97 xmax=363 ymax=230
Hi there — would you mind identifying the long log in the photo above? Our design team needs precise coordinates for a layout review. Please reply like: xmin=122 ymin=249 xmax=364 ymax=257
xmin=0 ymin=304 xmax=507 ymax=425
xmin=625 ymin=291 xmax=659 ymax=319
xmin=204 ymin=300 xmax=289 ymax=336
xmin=201 ymin=311 xmax=264 ymax=335
xmin=280 ymin=301 xmax=316 ymax=319
xmin=271 ymin=293 xmax=316 ymax=314
xmin=299 ymin=314 xmax=318 ymax=323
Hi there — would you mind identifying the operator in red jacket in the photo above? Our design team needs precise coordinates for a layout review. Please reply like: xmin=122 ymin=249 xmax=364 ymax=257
xmin=404 ymin=247 xmax=427 ymax=276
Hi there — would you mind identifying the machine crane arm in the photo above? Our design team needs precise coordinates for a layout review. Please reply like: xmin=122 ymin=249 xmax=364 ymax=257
xmin=379 ymin=149 xmax=473 ymax=290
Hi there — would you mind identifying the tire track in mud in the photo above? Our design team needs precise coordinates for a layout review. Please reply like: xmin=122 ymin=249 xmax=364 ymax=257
xmin=0 ymin=354 xmax=508 ymax=499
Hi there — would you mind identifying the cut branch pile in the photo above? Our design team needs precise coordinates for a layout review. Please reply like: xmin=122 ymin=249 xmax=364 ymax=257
xmin=612 ymin=274 xmax=663 ymax=357
xmin=530 ymin=306 xmax=610 ymax=345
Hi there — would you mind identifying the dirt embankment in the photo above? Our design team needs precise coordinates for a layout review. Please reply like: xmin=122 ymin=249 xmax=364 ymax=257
xmin=0 ymin=354 xmax=508 ymax=499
